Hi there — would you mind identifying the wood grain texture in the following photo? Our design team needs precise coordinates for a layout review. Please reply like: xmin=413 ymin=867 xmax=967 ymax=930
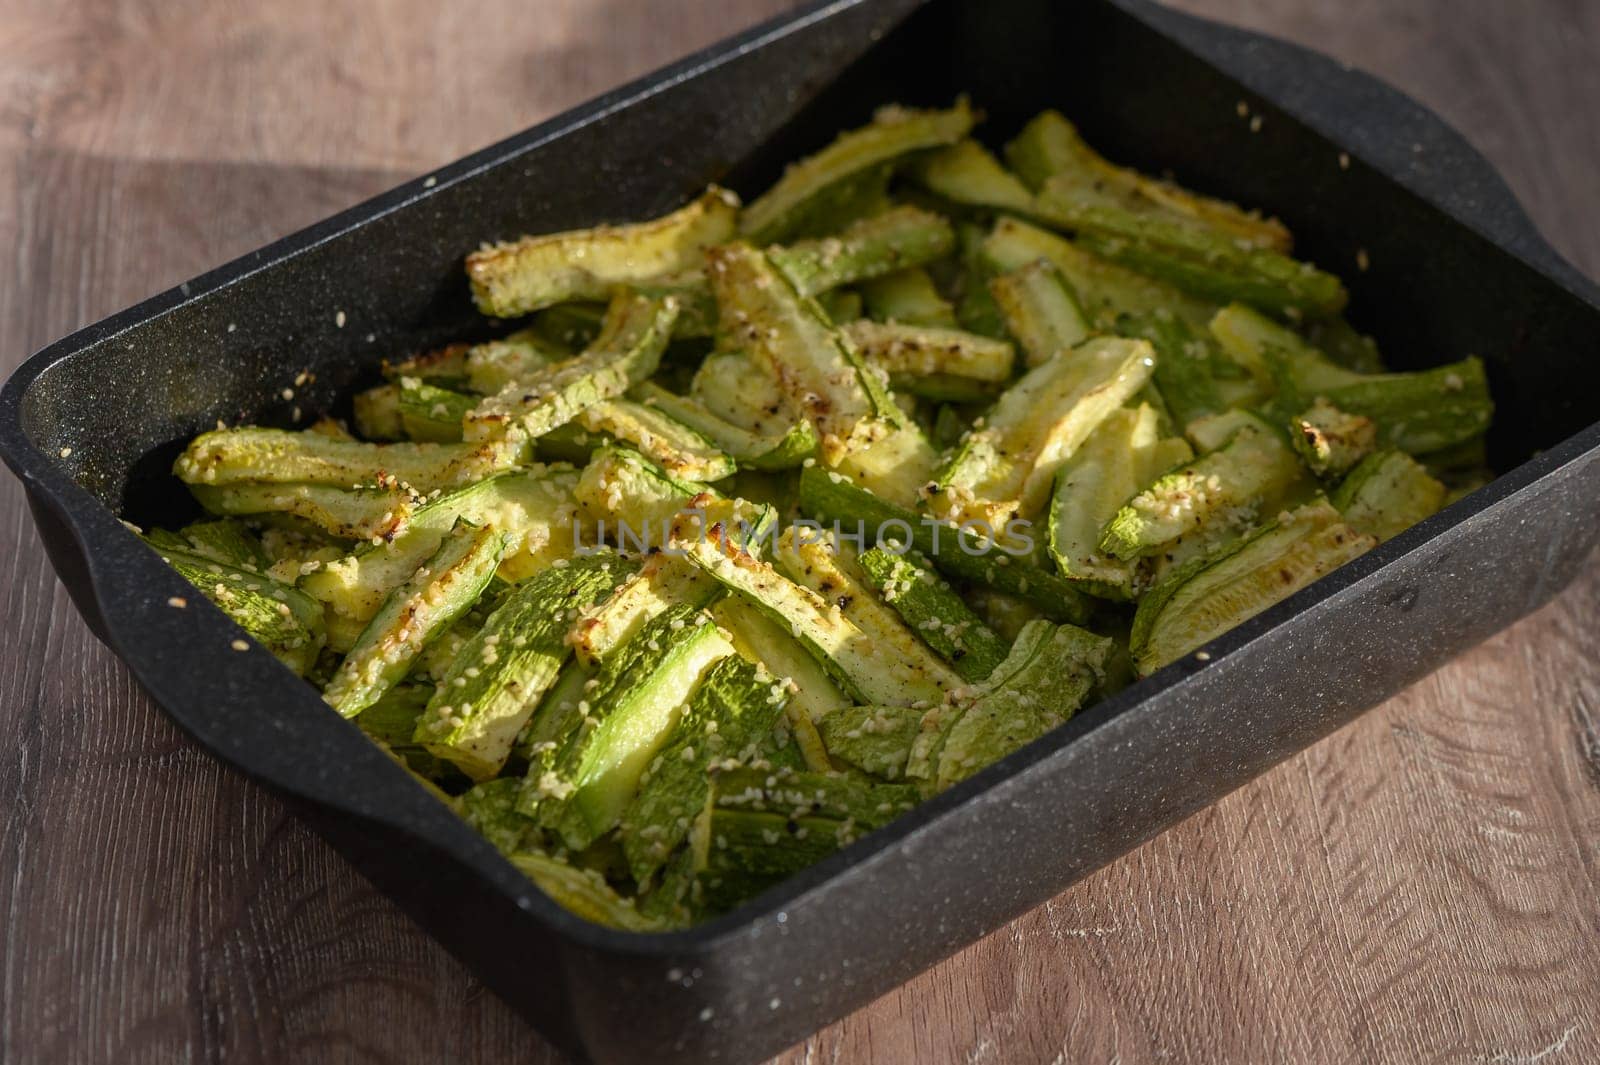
xmin=0 ymin=2 xmax=1596 ymax=1063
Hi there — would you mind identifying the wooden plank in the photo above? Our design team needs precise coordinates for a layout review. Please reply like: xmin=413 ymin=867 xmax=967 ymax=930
xmin=0 ymin=2 xmax=1595 ymax=1063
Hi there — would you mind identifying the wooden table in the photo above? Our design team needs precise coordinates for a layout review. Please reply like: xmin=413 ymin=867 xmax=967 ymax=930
xmin=2 ymin=2 xmax=1596 ymax=1061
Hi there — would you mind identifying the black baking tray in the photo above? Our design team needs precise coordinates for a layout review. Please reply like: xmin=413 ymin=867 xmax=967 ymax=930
xmin=4 ymin=0 xmax=1599 ymax=1061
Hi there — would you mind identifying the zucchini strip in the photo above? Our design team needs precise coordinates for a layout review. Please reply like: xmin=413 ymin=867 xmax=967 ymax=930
xmin=1331 ymin=450 xmax=1447 ymax=542
xmin=397 ymin=378 xmax=476 ymax=442
xmin=856 ymin=546 xmax=1008 ymax=682
xmin=860 ymin=267 xmax=958 ymax=328
xmin=323 ymin=520 xmax=506 ymax=718
xmin=178 ymin=518 xmax=270 ymax=571
xmin=708 ymin=242 xmax=905 ymax=464
xmin=1129 ymin=501 xmax=1375 ymax=674
xmin=190 ymin=481 xmax=416 ymax=542
xmin=573 ymin=399 xmax=735 ymax=483
xmin=621 ymin=655 xmax=796 ymax=885
xmin=352 ymin=383 xmax=405 ymax=441
xmin=465 ymin=291 xmax=680 ymax=443
xmin=842 ymin=320 xmax=1015 ymax=383
xmin=631 ymin=381 xmax=818 ymax=470
xmin=817 ymin=704 xmax=924 ymax=780
xmin=796 ymin=465 xmax=1093 ymax=623
xmin=1004 ymin=109 xmax=1291 ymax=251
xmin=1289 ymin=398 xmax=1378 ymax=478
xmin=174 ymin=426 xmax=523 ymax=493
xmin=149 ymin=542 xmax=326 ymax=676
xmin=930 ymin=336 xmax=1156 ymax=531
xmin=989 ymin=259 xmax=1091 ymax=368
xmin=740 ymin=99 xmax=975 ymax=244
xmin=768 ymin=205 xmax=955 ymax=297
xmin=463 ymin=330 xmax=570 ymax=395
xmin=907 ymin=138 xmax=1035 ymax=215
xmin=466 ymin=186 xmax=739 ymax=318
xmin=416 ymin=553 xmax=631 ymax=781
xmin=507 ymin=853 xmax=666 ymax=932
xmin=1118 ymin=311 xmax=1226 ymax=431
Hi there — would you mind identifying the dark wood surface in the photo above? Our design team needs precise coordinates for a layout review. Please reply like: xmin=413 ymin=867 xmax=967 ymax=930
xmin=2 ymin=1 xmax=1597 ymax=1062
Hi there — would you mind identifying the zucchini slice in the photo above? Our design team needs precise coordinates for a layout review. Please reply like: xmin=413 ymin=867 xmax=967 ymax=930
xmin=1100 ymin=410 xmax=1306 ymax=561
xmin=1118 ymin=310 xmax=1226 ymax=431
xmin=352 ymin=383 xmax=405 ymax=440
xmin=841 ymin=320 xmax=1015 ymax=384
xmin=740 ymin=99 xmax=975 ymax=244
xmin=709 ymin=596 xmax=842 ymax=771
xmin=817 ymin=703 xmax=925 ymax=780
xmin=708 ymin=242 xmax=906 ymax=465
xmin=573 ymin=399 xmax=735 ymax=483
xmin=300 ymin=468 xmax=580 ymax=641
xmin=932 ymin=619 xmax=1112 ymax=791
xmin=1047 ymin=403 xmax=1194 ymax=599
xmin=1004 ymin=109 xmax=1292 ymax=252
xmin=178 ymin=518 xmax=270 ymax=571
xmin=190 ymin=481 xmax=416 ymax=543
xmin=769 ymin=205 xmax=955 ymax=297
xmin=541 ymin=604 xmax=735 ymax=851
xmin=855 ymin=546 xmax=1008 ymax=682
xmin=930 ymin=336 xmax=1156 ymax=531
xmin=621 ymin=655 xmax=796 ymax=885
xmin=630 ymin=381 xmax=818 ymax=470
xmin=773 ymin=528 xmax=965 ymax=706
xmin=1130 ymin=500 xmax=1375 ymax=674
xmin=462 ymin=330 xmax=570 ymax=395
xmin=397 ymin=378 xmax=475 ymax=442
xmin=465 ymin=291 xmax=680 ymax=443
xmin=507 ymin=852 xmax=666 ymax=932
xmin=860 ymin=267 xmax=958 ymax=328
xmin=1290 ymin=397 xmax=1377 ymax=478
xmin=796 ymin=465 xmax=1093 ymax=623
xmin=907 ymin=138 xmax=1036 ymax=215
xmin=149 ymin=542 xmax=326 ymax=676
xmin=323 ymin=519 xmax=506 ymax=718
xmin=1331 ymin=449 xmax=1447 ymax=542
xmin=573 ymin=445 xmax=714 ymax=534
xmin=989 ymin=258 xmax=1091 ymax=368
xmin=415 ymin=552 xmax=631 ymax=781
xmin=465 ymin=185 xmax=739 ymax=318
xmin=174 ymin=426 xmax=523 ymax=494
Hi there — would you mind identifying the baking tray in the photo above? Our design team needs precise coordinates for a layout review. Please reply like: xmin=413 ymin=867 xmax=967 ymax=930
xmin=3 ymin=0 xmax=1599 ymax=1061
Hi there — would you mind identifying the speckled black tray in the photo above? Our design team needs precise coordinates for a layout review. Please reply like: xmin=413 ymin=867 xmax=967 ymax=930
xmin=4 ymin=1 xmax=1599 ymax=1062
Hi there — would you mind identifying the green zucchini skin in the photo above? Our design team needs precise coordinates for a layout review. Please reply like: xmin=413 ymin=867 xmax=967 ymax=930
xmin=322 ymin=520 xmax=507 ymax=718
xmin=855 ymin=546 xmax=1008 ymax=682
xmin=149 ymin=541 xmax=327 ymax=676
xmin=1129 ymin=501 xmax=1376 ymax=675
xmin=859 ymin=267 xmax=957 ymax=328
xmin=989 ymin=258 xmax=1091 ymax=368
xmin=740 ymin=100 xmax=975 ymax=245
xmin=415 ymin=552 xmax=633 ymax=781
xmin=796 ymin=465 xmax=1093 ymax=624
xmin=818 ymin=703 xmax=925 ymax=780
xmin=630 ymin=381 xmax=818 ymax=471
xmin=1118 ymin=311 xmax=1226 ymax=431
xmin=465 ymin=186 xmax=739 ymax=318
xmin=178 ymin=518 xmax=270 ymax=571
xmin=621 ymin=655 xmax=796 ymax=887
xmin=769 ymin=205 xmax=955 ymax=297
xmin=397 ymin=378 xmax=476 ymax=443
xmin=189 ymin=481 xmax=416 ymax=542
xmin=1331 ymin=450 xmax=1447 ymax=542
xmin=907 ymin=138 xmax=1036 ymax=215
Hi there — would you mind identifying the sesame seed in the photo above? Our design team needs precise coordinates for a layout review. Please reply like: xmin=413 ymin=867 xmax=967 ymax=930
xmin=58 ymin=446 xmax=72 ymax=458
xmin=167 ymin=596 xmax=188 ymax=608
xmin=423 ymin=176 xmax=437 ymax=188
xmin=1195 ymin=650 xmax=1211 ymax=662
xmin=1338 ymin=152 xmax=1351 ymax=170
xmin=231 ymin=639 xmax=249 ymax=652
xmin=1355 ymin=248 xmax=1370 ymax=272
xmin=335 ymin=310 xmax=347 ymax=328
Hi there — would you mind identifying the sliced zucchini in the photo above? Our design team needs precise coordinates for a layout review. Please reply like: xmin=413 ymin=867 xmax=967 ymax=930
xmin=1331 ymin=449 xmax=1447 ymax=542
xmin=573 ymin=445 xmax=713 ymax=536
xmin=707 ymin=242 xmax=905 ymax=464
xmin=541 ymin=604 xmax=735 ymax=851
xmin=981 ymin=217 xmax=1219 ymax=331
xmin=906 ymin=138 xmax=1035 ymax=215
xmin=1047 ymin=403 xmax=1194 ymax=598
xmin=796 ymin=465 xmax=1093 ymax=623
xmin=459 ymin=778 xmax=543 ymax=855
xmin=573 ymin=399 xmax=735 ymax=483
xmin=415 ymin=552 xmax=631 ymax=780
xmin=190 ymin=481 xmax=416 ymax=543
xmin=855 ymin=546 xmax=1008 ymax=682
xmin=174 ymin=426 xmax=523 ymax=493
xmin=695 ymin=765 xmax=919 ymax=912
xmin=568 ymin=552 xmax=719 ymax=668
xmin=323 ymin=519 xmax=506 ymax=718
xmin=148 ymin=542 xmax=326 ymax=676
xmin=932 ymin=619 xmax=1112 ymax=790
xmin=178 ymin=518 xmax=269 ymax=571
xmin=300 ymin=468 xmax=579 ymax=643
xmin=859 ymin=267 xmax=958 ymax=328
xmin=1290 ymin=397 xmax=1377 ymax=478
xmin=769 ymin=206 xmax=955 ymax=297
xmin=463 ymin=330 xmax=569 ymax=395
xmin=709 ymin=595 xmax=843 ymax=772
xmin=397 ymin=378 xmax=475 ymax=443
xmin=507 ymin=852 xmax=666 ymax=932
xmin=1118 ymin=310 xmax=1226 ymax=430
xmin=465 ymin=291 xmax=679 ymax=442
xmin=622 ymin=655 xmax=795 ymax=885
xmin=382 ymin=341 xmax=472 ymax=389
xmin=1100 ymin=410 xmax=1305 ymax=561
xmin=989 ymin=258 xmax=1090 ymax=368
xmin=466 ymin=186 xmax=739 ymax=317
xmin=817 ymin=703 xmax=924 ymax=780
xmin=930 ymin=336 xmax=1156 ymax=531
xmin=1004 ymin=109 xmax=1292 ymax=252
xmin=740 ymin=99 xmax=975 ymax=244
xmin=773 ymin=528 xmax=964 ymax=705
xmin=1130 ymin=500 xmax=1375 ymax=674
xmin=841 ymin=320 xmax=1015 ymax=384
xmin=630 ymin=381 xmax=818 ymax=470
xmin=828 ymin=420 xmax=941 ymax=510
